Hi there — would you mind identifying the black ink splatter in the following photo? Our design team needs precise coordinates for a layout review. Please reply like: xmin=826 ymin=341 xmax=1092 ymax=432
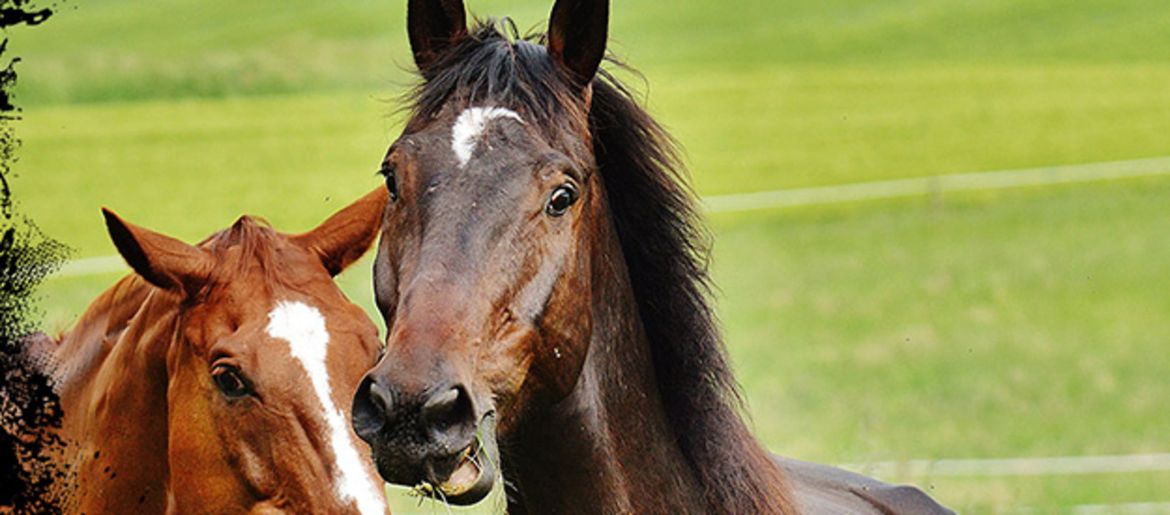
xmin=0 ymin=1 xmax=72 ymax=514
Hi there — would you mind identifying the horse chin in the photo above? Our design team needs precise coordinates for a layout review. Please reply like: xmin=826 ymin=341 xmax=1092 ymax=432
xmin=435 ymin=413 xmax=499 ymax=506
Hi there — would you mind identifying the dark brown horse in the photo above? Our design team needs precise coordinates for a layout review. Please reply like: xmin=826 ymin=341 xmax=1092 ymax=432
xmin=352 ymin=1 xmax=953 ymax=513
xmin=21 ymin=190 xmax=390 ymax=514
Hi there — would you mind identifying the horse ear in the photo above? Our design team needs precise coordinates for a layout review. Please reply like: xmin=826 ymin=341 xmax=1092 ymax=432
xmin=291 ymin=187 xmax=388 ymax=277
xmin=102 ymin=208 xmax=213 ymax=294
xmin=547 ymin=0 xmax=609 ymax=88
xmin=408 ymin=0 xmax=468 ymax=75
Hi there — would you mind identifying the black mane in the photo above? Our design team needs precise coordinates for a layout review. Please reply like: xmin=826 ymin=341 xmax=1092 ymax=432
xmin=406 ymin=21 xmax=792 ymax=514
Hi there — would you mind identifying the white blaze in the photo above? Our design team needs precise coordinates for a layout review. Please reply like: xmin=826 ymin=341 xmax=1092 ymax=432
xmin=266 ymin=301 xmax=385 ymax=515
xmin=451 ymin=106 xmax=524 ymax=168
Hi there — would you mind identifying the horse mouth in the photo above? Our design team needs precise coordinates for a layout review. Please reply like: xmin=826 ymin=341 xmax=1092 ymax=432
xmin=426 ymin=440 xmax=494 ymax=504
xmin=418 ymin=414 xmax=498 ymax=506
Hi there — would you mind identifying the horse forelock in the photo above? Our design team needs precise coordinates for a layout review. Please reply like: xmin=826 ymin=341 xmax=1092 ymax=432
xmin=197 ymin=215 xmax=321 ymax=293
xmin=404 ymin=21 xmax=591 ymax=162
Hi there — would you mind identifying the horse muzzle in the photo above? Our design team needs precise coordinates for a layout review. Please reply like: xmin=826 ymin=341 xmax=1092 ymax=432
xmin=352 ymin=374 xmax=499 ymax=506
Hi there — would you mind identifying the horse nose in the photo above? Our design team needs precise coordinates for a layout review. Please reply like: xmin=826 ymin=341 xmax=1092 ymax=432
xmin=421 ymin=385 xmax=475 ymax=445
xmin=352 ymin=374 xmax=395 ymax=443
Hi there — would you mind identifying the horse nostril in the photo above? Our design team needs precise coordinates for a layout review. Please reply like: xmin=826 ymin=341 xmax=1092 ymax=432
xmin=352 ymin=375 xmax=394 ymax=443
xmin=421 ymin=385 xmax=473 ymax=437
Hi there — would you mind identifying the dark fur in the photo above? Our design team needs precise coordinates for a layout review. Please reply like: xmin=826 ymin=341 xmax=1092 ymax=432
xmin=405 ymin=21 xmax=795 ymax=514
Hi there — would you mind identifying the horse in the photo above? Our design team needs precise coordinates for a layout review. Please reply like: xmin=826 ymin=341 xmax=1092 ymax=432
xmin=17 ymin=189 xmax=390 ymax=514
xmin=350 ymin=1 xmax=954 ymax=513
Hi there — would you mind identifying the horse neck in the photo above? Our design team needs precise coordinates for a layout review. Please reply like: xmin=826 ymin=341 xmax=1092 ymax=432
xmin=56 ymin=278 xmax=179 ymax=513
xmin=503 ymin=219 xmax=707 ymax=514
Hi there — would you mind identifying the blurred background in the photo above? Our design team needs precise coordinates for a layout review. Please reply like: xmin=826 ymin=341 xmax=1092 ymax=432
xmin=10 ymin=0 xmax=1170 ymax=512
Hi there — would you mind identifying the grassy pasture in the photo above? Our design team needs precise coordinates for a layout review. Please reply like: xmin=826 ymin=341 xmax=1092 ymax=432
xmin=11 ymin=0 xmax=1170 ymax=105
xmin=10 ymin=0 xmax=1170 ymax=512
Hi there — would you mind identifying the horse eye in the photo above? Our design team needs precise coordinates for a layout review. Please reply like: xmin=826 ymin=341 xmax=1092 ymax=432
xmin=212 ymin=364 xmax=252 ymax=399
xmin=546 ymin=184 xmax=579 ymax=217
xmin=379 ymin=164 xmax=399 ymax=201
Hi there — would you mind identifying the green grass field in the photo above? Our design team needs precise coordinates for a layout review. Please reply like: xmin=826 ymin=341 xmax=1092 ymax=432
xmin=10 ymin=0 xmax=1170 ymax=512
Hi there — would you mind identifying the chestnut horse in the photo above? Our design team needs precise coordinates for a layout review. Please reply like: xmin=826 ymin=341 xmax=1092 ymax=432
xmin=352 ymin=1 xmax=953 ymax=513
xmin=22 ymin=190 xmax=389 ymax=514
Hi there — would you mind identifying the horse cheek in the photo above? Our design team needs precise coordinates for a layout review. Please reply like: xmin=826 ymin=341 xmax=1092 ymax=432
xmin=530 ymin=276 xmax=592 ymax=400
